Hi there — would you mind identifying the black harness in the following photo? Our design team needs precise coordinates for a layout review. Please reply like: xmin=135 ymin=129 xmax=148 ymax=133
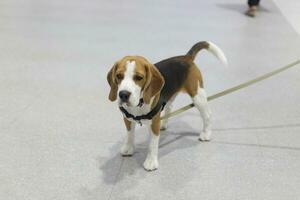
xmin=119 ymin=96 xmax=166 ymax=125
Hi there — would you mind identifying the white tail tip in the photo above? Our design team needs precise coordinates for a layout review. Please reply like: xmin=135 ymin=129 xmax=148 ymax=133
xmin=207 ymin=41 xmax=228 ymax=66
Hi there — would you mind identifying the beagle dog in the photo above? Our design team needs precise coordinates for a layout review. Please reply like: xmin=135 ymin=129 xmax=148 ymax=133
xmin=107 ymin=41 xmax=227 ymax=171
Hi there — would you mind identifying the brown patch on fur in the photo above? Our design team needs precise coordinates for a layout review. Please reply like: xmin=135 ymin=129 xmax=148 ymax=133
xmin=123 ymin=117 xmax=132 ymax=131
xmin=107 ymin=62 xmax=119 ymax=101
xmin=182 ymin=62 xmax=203 ymax=97
xmin=186 ymin=41 xmax=209 ymax=60
xmin=150 ymin=93 xmax=160 ymax=109
xmin=132 ymin=58 xmax=148 ymax=88
xmin=148 ymin=91 xmax=162 ymax=135
xmin=143 ymin=63 xmax=164 ymax=104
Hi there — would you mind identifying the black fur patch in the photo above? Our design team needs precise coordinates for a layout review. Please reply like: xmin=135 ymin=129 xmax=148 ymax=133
xmin=154 ymin=56 xmax=190 ymax=101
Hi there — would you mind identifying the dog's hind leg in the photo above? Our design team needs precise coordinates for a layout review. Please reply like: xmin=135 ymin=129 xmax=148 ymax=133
xmin=192 ymin=87 xmax=212 ymax=141
xmin=160 ymin=95 xmax=176 ymax=130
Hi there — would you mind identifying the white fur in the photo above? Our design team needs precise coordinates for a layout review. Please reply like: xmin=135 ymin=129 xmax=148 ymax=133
xmin=120 ymin=122 xmax=136 ymax=156
xmin=143 ymin=127 xmax=159 ymax=171
xmin=207 ymin=41 xmax=228 ymax=66
xmin=118 ymin=61 xmax=142 ymax=106
xmin=192 ymin=87 xmax=212 ymax=141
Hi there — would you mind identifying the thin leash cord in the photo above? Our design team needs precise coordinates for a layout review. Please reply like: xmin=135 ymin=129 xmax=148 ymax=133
xmin=161 ymin=59 xmax=300 ymax=120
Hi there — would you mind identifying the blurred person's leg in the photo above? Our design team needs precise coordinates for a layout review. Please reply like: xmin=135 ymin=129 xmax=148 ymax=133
xmin=246 ymin=0 xmax=260 ymax=17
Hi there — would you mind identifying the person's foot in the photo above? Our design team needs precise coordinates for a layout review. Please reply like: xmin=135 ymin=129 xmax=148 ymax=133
xmin=245 ymin=6 xmax=257 ymax=17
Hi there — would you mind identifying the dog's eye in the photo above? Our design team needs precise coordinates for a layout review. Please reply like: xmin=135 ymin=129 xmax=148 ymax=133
xmin=116 ymin=74 xmax=123 ymax=80
xmin=134 ymin=75 xmax=143 ymax=81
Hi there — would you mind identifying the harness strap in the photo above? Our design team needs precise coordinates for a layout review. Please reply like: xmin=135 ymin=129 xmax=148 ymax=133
xmin=119 ymin=96 xmax=166 ymax=123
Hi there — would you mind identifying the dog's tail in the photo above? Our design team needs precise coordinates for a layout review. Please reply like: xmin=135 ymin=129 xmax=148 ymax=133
xmin=186 ymin=41 xmax=228 ymax=66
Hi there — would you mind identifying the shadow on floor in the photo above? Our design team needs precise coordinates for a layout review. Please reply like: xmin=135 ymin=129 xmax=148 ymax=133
xmin=98 ymin=120 xmax=300 ymax=186
xmin=99 ymin=121 xmax=199 ymax=185
xmin=94 ymin=120 xmax=300 ymax=199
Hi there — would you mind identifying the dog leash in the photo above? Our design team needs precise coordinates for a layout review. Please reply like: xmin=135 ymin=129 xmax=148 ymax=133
xmin=161 ymin=59 xmax=300 ymax=120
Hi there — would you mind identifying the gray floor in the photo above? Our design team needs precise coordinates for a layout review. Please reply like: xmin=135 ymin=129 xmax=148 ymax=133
xmin=1 ymin=0 xmax=300 ymax=200
xmin=273 ymin=0 xmax=300 ymax=34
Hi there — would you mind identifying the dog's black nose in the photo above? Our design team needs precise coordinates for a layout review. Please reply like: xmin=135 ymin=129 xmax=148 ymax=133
xmin=119 ymin=90 xmax=131 ymax=102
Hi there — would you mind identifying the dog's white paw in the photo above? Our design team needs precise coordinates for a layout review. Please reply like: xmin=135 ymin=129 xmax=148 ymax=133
xmin=120 ymin=144 xmax=134 ymax=156
xmin=143 ymin=156 xmax=158 ymax=171
xmin=199 ymin=130 xmax=211 ymax=142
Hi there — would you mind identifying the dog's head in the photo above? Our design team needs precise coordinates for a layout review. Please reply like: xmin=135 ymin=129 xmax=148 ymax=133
xmin=107 ymin=56 xmax=164 ymax=107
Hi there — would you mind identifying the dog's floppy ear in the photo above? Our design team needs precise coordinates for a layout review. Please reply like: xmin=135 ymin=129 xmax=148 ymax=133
xmin=107 ymin=62 xmax=119 ymax=101
xmin=143 ymin=63 xmax=165 ymax=104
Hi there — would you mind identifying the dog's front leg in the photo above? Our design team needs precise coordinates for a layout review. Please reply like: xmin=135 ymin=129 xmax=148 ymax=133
xmin=143 ymin=114 xmax=160 ymax=171
xmin=120 ymin=118 xmax=136 ymax=156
